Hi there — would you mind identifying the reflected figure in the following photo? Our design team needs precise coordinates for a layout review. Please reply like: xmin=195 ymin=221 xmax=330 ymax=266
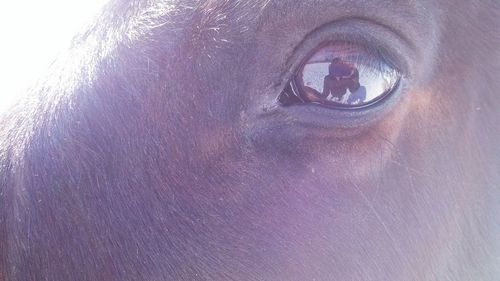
xmin=322 ymin=58 xmax=360 ymax=100
xmin=347 ymin=86 xmax=367 ymax=104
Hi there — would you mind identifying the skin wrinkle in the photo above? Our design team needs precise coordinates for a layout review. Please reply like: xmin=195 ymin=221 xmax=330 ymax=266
xmin=0 ymin=0 xmax=499 ymax=280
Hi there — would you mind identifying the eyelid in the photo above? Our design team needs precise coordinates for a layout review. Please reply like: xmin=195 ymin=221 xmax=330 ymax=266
xmin=277 ymin=18 xmax=415 ymax=91
xmin=245 ymin=18 xmax=415 ymax=139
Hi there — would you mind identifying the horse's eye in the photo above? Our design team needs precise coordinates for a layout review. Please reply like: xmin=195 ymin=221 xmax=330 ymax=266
xmin=279 ymin=42 xmax=401 ymax=109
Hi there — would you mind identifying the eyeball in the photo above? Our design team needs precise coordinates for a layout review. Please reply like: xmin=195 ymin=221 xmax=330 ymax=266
xmin=279 ymin=42 xmax=401 ymax=109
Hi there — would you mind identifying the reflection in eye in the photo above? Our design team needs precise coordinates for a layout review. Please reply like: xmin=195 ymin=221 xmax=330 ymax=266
xmin=279 ymin=43 xmax=401 ymax=109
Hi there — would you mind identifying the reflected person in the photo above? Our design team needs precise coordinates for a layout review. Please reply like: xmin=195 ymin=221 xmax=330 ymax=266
xmin=322 ymin=58 xmax=360 ymax=100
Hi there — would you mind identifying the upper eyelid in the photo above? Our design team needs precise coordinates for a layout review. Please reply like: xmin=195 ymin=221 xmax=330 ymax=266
xmin=277 ymin=17 xmax=416 ymax=90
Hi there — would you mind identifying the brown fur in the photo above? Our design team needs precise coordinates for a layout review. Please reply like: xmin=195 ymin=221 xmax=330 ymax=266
xmin=1 ymin=0 xmax=499 ymax=280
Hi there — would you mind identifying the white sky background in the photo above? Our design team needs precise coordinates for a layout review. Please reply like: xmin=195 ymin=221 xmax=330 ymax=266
xmin=0 ymin=0 xmax=110 ymax=114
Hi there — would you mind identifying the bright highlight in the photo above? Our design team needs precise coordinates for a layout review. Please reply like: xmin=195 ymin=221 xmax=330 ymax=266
xmin=0 ymin=0 xmax=109 ymax=114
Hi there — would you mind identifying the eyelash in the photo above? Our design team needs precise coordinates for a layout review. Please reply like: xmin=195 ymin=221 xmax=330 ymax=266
xmin=276 ymin=18 xmax=412 ymax=89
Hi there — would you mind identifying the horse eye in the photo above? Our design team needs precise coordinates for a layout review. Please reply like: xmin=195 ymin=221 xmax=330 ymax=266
xmin=279 ymin=42 xmax=401 ymax=109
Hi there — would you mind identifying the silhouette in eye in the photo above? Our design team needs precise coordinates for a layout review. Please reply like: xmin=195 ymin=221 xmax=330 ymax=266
xmin=322 ymin=58 xmax=361 ymax=102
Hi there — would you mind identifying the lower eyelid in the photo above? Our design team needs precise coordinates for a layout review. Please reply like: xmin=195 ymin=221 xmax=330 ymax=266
xmin=247 ymin=77 xmax=409 ymax=137
xmin=241 ymin=79 xmax=410 ymax=156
